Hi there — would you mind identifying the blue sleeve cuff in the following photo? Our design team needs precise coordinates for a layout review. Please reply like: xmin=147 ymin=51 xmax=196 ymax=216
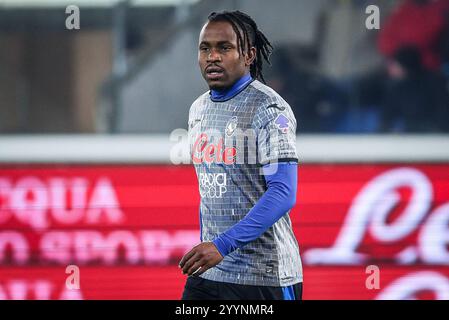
xmin=212 ymin=237 xmax=229 ymax=257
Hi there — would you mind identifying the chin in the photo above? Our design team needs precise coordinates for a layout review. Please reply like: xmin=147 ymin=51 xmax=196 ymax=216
xmin=207 ymin=82 xmax=227 ymax=91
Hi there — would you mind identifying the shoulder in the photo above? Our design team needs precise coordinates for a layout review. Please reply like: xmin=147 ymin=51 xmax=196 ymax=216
xmin=189 ymin=91 xmax=209 ymax=119
xmin=249 ymin=80 xmax=297 ymax=128
xmin=249 ymin=80 xmax=280 ymax=98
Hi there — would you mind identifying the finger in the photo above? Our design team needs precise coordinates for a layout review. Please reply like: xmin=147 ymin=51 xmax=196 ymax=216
xmin=194 ymin=263 xmax=211 ymax=276
xmin=182 ymin=252 xmax=200 ymax=274
xmin=191 ymin=266 xmax=202 ymax=276
xmin=187 ymin=259 xmax=205 ymax=276
xmin=179 ymin=248 xmax=196 ymax=268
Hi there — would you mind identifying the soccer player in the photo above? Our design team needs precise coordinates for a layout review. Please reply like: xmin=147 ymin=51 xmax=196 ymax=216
xmin=179 ymin=10 xmax=303 ymax=300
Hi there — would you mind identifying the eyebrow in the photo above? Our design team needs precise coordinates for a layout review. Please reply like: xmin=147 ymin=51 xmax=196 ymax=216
xmin=199 ymin=41 xmax=235 ymax=46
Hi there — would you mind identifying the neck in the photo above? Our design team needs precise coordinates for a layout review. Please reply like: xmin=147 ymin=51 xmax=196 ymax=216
xmin=210 ymin=73 xmax=253 ymax=102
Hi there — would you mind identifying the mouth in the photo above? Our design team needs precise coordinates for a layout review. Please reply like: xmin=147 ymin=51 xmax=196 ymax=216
xmin=205 ymin=66 xmax=225 ymax=80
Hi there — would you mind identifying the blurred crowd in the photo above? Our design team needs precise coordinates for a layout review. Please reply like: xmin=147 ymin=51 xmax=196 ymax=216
xmin=268 ymin=0 xmax=449 ymax=133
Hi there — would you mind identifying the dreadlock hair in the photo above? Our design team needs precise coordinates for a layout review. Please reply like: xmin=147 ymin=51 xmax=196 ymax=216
xmin=207 ymin=10 xmax=273 ymax=83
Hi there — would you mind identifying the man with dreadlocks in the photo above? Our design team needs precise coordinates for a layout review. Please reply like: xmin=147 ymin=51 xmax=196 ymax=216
xmin=179 ymin=10 xmax=303 ymax=300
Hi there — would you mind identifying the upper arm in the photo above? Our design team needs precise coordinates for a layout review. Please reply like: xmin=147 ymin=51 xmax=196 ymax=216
xmin=252 ymin=99 xmax=298 ymax=166
xmin=262 ymin=161 xmax=298 ymax=207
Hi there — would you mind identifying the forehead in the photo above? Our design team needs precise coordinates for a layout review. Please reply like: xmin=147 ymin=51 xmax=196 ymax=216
xmin=199 ymin=20 xmax=239 ymax=44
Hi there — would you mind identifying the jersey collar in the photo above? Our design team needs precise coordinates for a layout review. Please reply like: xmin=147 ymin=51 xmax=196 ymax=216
xmin=210 ymin=73 xmax=253 ymax=102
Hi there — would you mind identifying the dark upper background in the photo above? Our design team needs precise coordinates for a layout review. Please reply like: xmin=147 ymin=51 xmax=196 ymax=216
xmin=0 ymin=0 xmax=448 ymax=134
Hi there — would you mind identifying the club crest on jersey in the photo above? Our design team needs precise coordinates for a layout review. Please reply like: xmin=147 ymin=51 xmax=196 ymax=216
xmin=225 ymin=116 xmax=238 ymax=136
xmin=274 ymin=113 xmax=290 ymax=133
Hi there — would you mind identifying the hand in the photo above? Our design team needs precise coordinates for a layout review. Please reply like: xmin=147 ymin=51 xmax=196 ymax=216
xmin=179 ymin=242 xmax=224 ymax=277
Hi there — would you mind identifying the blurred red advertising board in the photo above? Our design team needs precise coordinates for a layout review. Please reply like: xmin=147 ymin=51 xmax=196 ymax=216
xmin=0 ymin=164 xmax=448 ymax=299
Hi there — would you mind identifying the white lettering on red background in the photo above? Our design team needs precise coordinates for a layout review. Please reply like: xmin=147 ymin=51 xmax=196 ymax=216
xmin=0 ymin=229 xmax=199 ymax=266
xmin=0 ymin=231 xmax=29 ymax=264
xmin=376 ymin=271 xmax=449 ymax=300
xmin=1 ymin=166 xmax=448 ymax=299
xmin=0 ymin=177 xmax=124 ymax=231
xmin=0 ymin=175 xmax=200 ymax=267
xmin=0 ymin=280 xmax=83 ymax=300
xmin=304 ymin=167 xmax=449 ymax=265
xmin=39 ymin=230 xmax=198 ymax=265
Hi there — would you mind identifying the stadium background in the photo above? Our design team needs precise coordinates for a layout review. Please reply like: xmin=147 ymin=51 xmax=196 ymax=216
xmin=1 ymin=0 xmax=449 ymax=300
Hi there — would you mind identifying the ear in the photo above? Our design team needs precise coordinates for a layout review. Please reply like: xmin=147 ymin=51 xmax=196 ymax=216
xmin=245 ymin=47 xmax=256 ymax=67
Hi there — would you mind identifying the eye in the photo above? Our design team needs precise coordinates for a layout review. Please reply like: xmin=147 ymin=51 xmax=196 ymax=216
xmin=199 ymin=46 xmax=209 ymax=52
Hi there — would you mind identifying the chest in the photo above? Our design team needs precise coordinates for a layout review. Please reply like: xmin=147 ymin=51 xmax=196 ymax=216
xmin=189 ymin=100 xmax=258 ymax=166
xmin=189 ymin=102 xmax=255 ymax=138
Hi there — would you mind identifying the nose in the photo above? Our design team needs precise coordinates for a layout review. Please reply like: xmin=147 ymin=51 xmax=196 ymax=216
xmin=207 ymin=48 xmax=221 ymax=63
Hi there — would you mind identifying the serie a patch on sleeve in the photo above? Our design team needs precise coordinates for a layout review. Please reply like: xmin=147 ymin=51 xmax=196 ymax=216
xmin=274 ymin=113 xmax=291 ymax=134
